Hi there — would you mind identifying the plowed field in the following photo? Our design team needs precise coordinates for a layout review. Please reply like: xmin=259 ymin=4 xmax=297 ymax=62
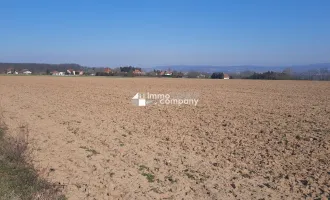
xmin=0 ymin=76 xmax=329 ymax=199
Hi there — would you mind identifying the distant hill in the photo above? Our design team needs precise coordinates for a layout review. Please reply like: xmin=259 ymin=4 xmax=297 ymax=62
xmin=0 ymin=63 xmax=85 ymax=74
xmin=152 ymin=63 xmax=330 ymax=73
xmin=290 ymin=63 xmax=330 ymax=72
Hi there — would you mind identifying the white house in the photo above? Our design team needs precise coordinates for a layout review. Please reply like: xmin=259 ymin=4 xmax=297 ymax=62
xmin=223 ymin=74 xmax=230 ymax=79
xmin=6 ymin=68 xmax=17 ymax=74
xmin=23 ymin=71 xmax=32 ymax=75
xmin=164 ymin=71 xmax=172 ymax=76
xmin=51 ymin=71 xmax=59 ymax=75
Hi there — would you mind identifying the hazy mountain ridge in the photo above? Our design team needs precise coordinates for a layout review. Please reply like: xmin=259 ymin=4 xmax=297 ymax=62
xmin=153 ymin=63 xmax=330 ymax=73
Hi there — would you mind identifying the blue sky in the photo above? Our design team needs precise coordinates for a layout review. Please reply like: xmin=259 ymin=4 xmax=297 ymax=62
xmin=1 ymin=0 xmax=329 ymax=67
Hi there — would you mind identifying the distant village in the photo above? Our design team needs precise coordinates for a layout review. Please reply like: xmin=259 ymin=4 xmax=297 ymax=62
xmin=5 ymin=68 xmax=32 ymax=75
xmin=3 ymin=66 xmax=231 ymax=79
xmin=2 ymin=63 xmax=329 ymax=80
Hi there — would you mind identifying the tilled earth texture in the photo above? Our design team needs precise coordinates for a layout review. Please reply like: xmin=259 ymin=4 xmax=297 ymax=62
xmin=0 ymin=76 xmax=329 ymax=200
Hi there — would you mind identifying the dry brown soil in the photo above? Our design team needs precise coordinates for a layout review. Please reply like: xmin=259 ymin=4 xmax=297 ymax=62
xmin=0 ymin=76 xmax=329 ymax=200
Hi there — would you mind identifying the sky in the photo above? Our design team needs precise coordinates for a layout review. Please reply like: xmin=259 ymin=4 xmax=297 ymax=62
xmin=1 ymin=0 xmax=330 ymax=67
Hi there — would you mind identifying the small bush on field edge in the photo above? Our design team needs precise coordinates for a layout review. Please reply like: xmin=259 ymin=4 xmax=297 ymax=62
xmin=0 ymin=119 xmax=66 ymax=200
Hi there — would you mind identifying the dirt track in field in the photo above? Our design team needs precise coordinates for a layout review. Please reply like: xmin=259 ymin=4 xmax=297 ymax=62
xmin=0 ymin=76 xmax=329 ymax=200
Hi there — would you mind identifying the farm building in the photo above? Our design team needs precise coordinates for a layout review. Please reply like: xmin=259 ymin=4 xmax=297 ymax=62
xmin=51 ymin=71 xmax=59 ymax=75
xmin=224 ymin=74 xmax=230 ymax=79
xmin=6 ymin=68 xmax=18 ymax=74
xmin=104 ymin=68 xmax=111 ymax=74
xmin=133 ymin=69 xmax=143 ymax=75
xmin=67 ymin=69 xmax=75 ymax=75
xmin=51 ymin=71 xmax=65 ymax=76
xmin=22 ymin=70 xmax=32 ymax=75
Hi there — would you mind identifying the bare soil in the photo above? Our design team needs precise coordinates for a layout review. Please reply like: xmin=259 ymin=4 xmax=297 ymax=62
xmin=0 ymin=76 xmax=329 ymax=200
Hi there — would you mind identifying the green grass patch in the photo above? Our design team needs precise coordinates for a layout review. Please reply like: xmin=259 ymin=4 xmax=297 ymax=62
xmin=142 ymin=173 xmax=155 ymax=182
xmin=0 ymin=120 xmax=66 ymax=200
